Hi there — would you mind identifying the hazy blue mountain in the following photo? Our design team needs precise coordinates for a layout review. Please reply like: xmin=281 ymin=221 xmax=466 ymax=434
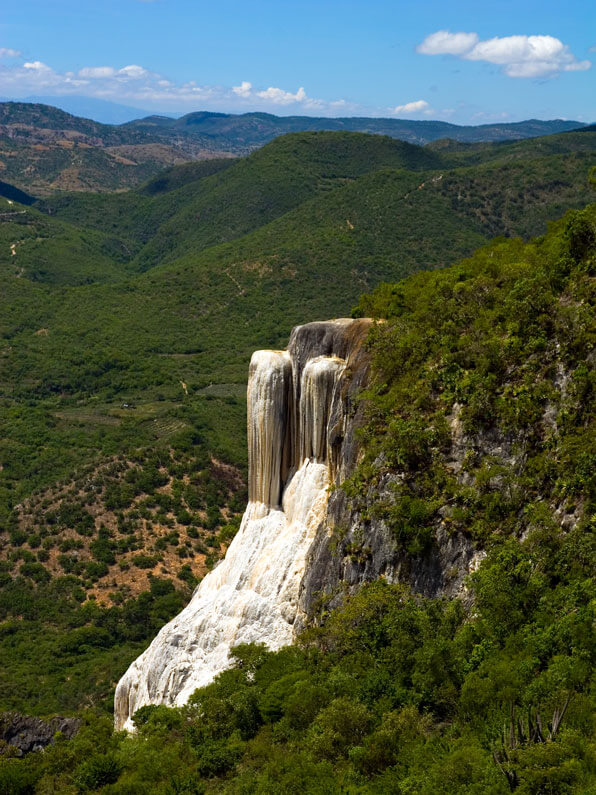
xmin=13 ymin=95 xmax=180 ymax=125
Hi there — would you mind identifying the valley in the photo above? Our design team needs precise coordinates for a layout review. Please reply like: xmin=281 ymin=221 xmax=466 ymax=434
xmin=0 ymin=105 xmax=595 ymax=792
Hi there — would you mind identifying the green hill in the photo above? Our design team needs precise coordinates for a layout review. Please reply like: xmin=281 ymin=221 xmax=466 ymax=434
xmin=0 ymin=129 xmax=594 ymax=729
xmin=0 ymin=101 xmax=587 ymax=195
xmin=2 ymin=194 xmax=595 ymax=794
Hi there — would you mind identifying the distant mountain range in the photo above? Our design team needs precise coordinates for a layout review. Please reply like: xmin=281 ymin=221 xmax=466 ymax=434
xmin=1 ymin=95 xmax=180 ymax=125
xmin=0 ymin=100 xmax=587 ymax=195
xmin=123 ymin=111 xmax=585 ymax=149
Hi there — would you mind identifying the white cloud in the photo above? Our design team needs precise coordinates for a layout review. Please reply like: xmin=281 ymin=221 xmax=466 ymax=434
xmin=117 ymin=64 xmax=148 ymax=78
xmin=0 ymin=48 xmax=22 ymax=58
xmin=392 ymin=99 xmax=432 ymax=115
xmin=467 ymin=35 xmax=590 ymax=77
xmin=231 ymin=80 xmax=352 ymax=113
xmin=23 ymin=60 xmax=51 ymax=71
xmin=256 ymin=85 xmax=307 ymax=105
xmin=232 ymin=80 xmax=252 ymax=97
xmin=417 ymin=31 xmax=479 ymax=56
xmin=417 ymin=30 xmax=591 ymax=78
xmin=0 ymin=58 xmax=353 ymax=115
xmin=79 ymin=66 xmax=116 ymax=78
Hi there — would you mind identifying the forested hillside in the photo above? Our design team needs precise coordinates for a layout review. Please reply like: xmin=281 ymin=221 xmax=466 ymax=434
xmin=0 ymin=127 xmax=594 ymax=788
xmin=0 ymin=101 xmax=585 ymax=194
xmin=2 ymin=187 xmax=595 ymax=794
xmin=2 ymin=130 xmax=594 ymax=539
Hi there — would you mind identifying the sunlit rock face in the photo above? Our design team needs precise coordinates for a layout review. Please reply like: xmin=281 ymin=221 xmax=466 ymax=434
xmin=114 ymin=319 xmax=371 ymax=731
xmin=247 ymin=350 xmax=292 ymax=513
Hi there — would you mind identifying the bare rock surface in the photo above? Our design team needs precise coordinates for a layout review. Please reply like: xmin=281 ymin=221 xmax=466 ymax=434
xmin=0 ymin=712 xmax=81 ymax=755
xmin=114 ymin=319 xmax=371 ymax=730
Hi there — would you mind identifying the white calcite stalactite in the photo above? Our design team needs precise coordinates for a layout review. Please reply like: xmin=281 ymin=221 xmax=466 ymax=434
xmin=114 ymin=321 xmax=360 ymax=732
xmin=247 ymin=350 xmax=292 ymax=514
xmin=299 ymin=356 xmax=345 ymax=464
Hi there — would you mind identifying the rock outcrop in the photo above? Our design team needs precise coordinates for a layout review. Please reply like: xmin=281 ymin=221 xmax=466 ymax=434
xmin=0 ymin=712 xmax=81 ymax=755
xmin=114 ymin=318 xmax=372 ymax=731
xmin=114 ymin=316 xmax=484 ymax=730
xmin=296 ymin=330 xmax=478 ymax=624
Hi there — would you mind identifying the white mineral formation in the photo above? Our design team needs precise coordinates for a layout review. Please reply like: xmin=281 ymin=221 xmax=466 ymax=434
xmin=114 ymin=320 xmax=358 ymax=731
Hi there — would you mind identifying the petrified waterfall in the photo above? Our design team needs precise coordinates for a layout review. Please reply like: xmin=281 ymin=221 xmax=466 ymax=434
xmin=114 ymin=319 xmax=369 ymax=731
xmin=247 ymin=350 xmax=292 ymax=512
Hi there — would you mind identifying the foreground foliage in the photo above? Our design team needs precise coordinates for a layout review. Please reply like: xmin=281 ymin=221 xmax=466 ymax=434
xmin=3 ymin=522 xmax=594 ymax=793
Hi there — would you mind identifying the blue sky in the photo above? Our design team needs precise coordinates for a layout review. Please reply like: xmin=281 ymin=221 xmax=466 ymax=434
xmin=1 ymin=0 xmax=594 ymax=123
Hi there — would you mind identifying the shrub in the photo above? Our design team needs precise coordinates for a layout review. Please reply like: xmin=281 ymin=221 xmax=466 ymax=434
xmin=132 ymin=554 xmax=159 ymax=569
xmin=75 ymin=752 xmax=122 ymax=790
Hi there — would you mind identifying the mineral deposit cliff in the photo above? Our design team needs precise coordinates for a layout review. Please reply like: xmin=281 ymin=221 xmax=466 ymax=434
xmin=114 ymin=318 xmax=372 ymax=730
xmin=115 ymin=316 xmax=484 ymax=730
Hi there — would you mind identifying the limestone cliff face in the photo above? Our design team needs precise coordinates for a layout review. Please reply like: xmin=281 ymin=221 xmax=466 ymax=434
xmin=114 ymin=319 xmax=372 ymax=731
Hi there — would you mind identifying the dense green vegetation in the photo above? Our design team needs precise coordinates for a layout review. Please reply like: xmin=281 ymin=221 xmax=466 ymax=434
xmin=0 ymin=130 xmax=595 ymax=791
xmin=3 ymin=523 xmax=594 ymax=792
xmin=0 ymin=575 xmax=189 ymax=717
xmin=350 ymin=201 xmax=596 ymax=552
